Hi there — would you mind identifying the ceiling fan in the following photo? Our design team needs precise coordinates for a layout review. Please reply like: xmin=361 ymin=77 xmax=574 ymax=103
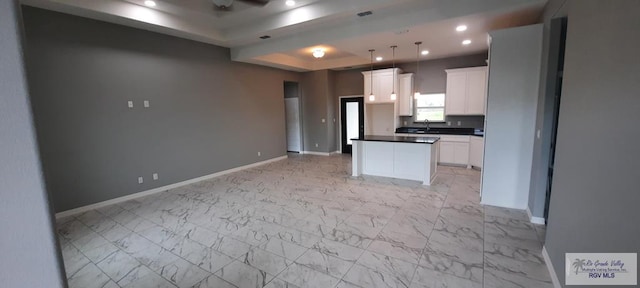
xmin=211 ymin=0 xmax=270 ymax=11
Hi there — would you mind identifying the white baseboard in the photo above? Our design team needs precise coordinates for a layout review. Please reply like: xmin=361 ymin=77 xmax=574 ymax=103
xmin=301 ymin=151 xmax=331 ymax=156
xmin=542 ymin=246 xmax=562 ymax=288
xmin=526 ymin=206 xmax=546 ymax=225
xmin=330 ymin=150 xmax=341 ymax=155
xmin=55 ymin=155 xmax=288 ymax=219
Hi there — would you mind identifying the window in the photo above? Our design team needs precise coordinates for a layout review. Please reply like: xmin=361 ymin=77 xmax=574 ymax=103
xmin=415 ymin=93 xmax=445 ymax=122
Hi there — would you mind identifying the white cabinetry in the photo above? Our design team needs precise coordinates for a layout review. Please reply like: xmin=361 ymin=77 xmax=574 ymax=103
xmin=397 ymin=73 xmax=414 ymax=116
xmin=445 ymin=67 xmax=488 ymax=115
xmin=438 ymin=135 xmax=470 ymax=166
xmin=469 ymin=136 xmax=484 ymax=169
xmin=362 ymin=68 xmax=401 ymax=103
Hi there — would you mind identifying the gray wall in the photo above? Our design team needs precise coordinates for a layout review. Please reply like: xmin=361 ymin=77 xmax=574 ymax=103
xmin=0 ymin=2 xmax=66 ymax=287
xmin=481 ymin=24 xmax=542 ymax=209
xmin=22 ymin=7 xmax=301 ymax=212
xmin=300 ymin=70 xmax=337 ymax=153
xmin=545 ymin=1 xmax=640 ymax=286
xmin=333 ymin=53 xmax=488 ymax=129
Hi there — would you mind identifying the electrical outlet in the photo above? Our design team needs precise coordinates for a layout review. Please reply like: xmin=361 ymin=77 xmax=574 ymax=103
xmin=258 ymin=152 xmax=261 ymax=156
xmin=315 ymin=143 xmax=318 ymax=148
xmin=144 ymin=100 xmax=150 ymax=108
xmin=333 ymin=118 xmax=336 ymax=123
xmin=457 ymin=121 xmax=462 ymax=126
xmin=404 ymin=121 xmax=407 ymax=125
xmin=447 ymin=121 xmax=451 ymax=126
xmin=153 ymin=173 xmax=158 ymax=180
xmin=321 ymin=118 xmax=326 ymax=123
xmin=128 ymin=101 xmax=133 ymax=108
xmin=138 ymin=177 xmax=143 ymax=184
xmin=537 ymin=130 xmax=541 ymax=139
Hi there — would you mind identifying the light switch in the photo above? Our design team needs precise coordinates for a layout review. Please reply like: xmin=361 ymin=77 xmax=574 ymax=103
xmin=138 ymin=177 xmax=143 ymax=184
xmin=321 ymin=118 xmax=326 ymax=123
xmin=144 ymin=100 xmax=150 ymax=108
xmin=537 ymin=129 xmax=541 ymax=139
xmin=128 ymin=101 xmax=133 ymax=108
xmin=152 ymin=173 xmax=158 ymax=180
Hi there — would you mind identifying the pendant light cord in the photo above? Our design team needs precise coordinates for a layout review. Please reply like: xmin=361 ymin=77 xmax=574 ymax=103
xmin=415 ymin=41 xmax=422 ymax=96
xmin=391 ymin=45 xmax=396 ymax=94
xmin=369 ymin=49 xmax=374 ymax=96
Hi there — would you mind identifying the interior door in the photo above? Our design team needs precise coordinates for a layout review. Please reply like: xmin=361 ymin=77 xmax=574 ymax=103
xmin=284 ymin=98 xmax=301 ymax=152
xmin=340 ymin=97 xmax=364 ymax=154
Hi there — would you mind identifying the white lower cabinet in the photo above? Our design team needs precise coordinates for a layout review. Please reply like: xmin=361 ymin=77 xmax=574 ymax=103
xmin=438 ymin=135 xmax=470 ymax=166
xmin=469 ymin=136 xmax=484 ymax=169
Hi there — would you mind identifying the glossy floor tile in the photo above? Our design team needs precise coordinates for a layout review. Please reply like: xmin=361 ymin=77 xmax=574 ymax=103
xmin=57 ymin=154 xmax=551 ymax=287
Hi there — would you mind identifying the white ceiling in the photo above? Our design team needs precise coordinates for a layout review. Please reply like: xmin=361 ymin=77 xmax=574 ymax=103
xmin=21 ymin=0 xmax=547 ymax=71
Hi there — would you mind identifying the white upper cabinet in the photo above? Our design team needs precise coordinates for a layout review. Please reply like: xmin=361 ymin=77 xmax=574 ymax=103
xmin=362 ymin=68 xmax=401 ymax=103
xmin=445 ymin=72 xmax=467 ymax=115
xmin=445 ymin=66 xmax=488 ymax=115
xmin=397 ymin=73 xmax=414 ymax=116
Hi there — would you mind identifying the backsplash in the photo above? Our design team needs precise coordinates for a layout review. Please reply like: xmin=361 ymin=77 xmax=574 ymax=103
xmin=399 ymin=115 xmax=485 ymax=129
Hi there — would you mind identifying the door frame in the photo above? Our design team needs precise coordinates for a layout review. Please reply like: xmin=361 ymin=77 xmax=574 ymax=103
xmin=338 ymin=95 xmax=364 ymax=154
xmin=284 ymin=81 xmax=303 ymax=153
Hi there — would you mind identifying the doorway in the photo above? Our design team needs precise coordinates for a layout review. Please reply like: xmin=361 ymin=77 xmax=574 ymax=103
xmin=544 ymin=17 xmax=568 ymax=223
xmin=340 ymin=97 xmax=364 ymax=154
xmin=284 ymin=82 xmax=302 ymax=153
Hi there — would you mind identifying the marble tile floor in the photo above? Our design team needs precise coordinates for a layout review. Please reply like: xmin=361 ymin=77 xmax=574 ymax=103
xmin=56 ymin=154 xmax=552 ymax=288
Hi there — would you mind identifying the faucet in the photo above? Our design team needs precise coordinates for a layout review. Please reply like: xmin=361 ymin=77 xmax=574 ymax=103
xmin=423 ymin=119 xmax=430 ymax=131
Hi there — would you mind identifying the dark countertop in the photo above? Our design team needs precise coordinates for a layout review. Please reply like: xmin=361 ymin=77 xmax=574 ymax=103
xmin=352 ymin=135 xmax=440 ymax=144
xmin=395 ymin=127 xmax=484 ymax=137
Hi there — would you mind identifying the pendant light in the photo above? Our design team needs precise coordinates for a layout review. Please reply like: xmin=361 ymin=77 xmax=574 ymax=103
xmin=368 ymin=49 xmax=375 ymax=102
xmin=414 ymin=41 xmax=422 ymax=99
xmin=390 ymin=45 xmax=397 ymax=101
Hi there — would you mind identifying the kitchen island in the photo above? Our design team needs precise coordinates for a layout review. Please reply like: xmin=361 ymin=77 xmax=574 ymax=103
xmin=351 ymin=135 xmax=439 ymax=185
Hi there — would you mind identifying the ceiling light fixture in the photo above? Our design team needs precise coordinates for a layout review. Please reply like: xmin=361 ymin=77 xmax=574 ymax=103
xmin=456 ymin=25 xmax=468 ymax=32
xmin=312 ymin=48 xmax=325 ymax=58
xmin=285 ymin=0 xmax=295 ymax=6
xmin=414 ymin=42 xmax=422 ymax=99
xmin=390 ymin=45 xmax=397 ymax=101
xmin=421 ymin=50 xmax=429 ymax=56
xmin=462 ymin=39 xmax=472 ymax=45
xmin=376 ymin=56 xmax=383 ymax=61
xmin=144 ymin=0 xmax=156 ymax=7
xmin=369 ymin=49 xmax=375 ymax=102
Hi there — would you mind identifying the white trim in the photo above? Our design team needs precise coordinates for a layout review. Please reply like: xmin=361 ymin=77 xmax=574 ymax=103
xmin=543 ymin=246 xmax=562 ymax=288
xmin=526 ymin=206 xmax=546 ymax=225
xmin=55 ymin=155 xmax=288 ymax=219
xmin=300 ymin=151 xmax=331 ymax=156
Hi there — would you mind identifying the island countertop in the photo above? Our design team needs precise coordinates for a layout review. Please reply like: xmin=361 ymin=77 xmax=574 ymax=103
xmin=352 ymin=135 xmax=440 ymax=144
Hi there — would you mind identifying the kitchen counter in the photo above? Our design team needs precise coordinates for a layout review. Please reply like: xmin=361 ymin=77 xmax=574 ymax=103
xmin=351 ymin=135 xmax=440 ymax=144
xmin=351 ymin=135 xmax=438 ymax=185
xmin=395 ymin=127 xmax=484 ymax=137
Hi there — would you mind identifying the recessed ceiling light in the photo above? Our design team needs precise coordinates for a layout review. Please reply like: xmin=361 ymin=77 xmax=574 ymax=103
xmin=376 ymin=56 xmax=383 ymax=61
xmin=456 ymin=25 xmax=468 ymax=32
xmin=421 ymin=50 xmax=429 ymax=55
xmin=285 ymin=0 xmax=295 ymax=6
xmin=144 ymin=0 xmax=156 ymax=7
xmin=462 ymin=39 xmax=472 ymax=45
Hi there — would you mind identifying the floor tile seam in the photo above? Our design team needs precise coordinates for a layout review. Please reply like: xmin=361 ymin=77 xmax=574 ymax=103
xmin=411 ymin=176 xmax=454 ymax=287
xmin=411 ymin=259 xmax=484 ymax=285
xmin=64 ymin=241 xmax=94 ymax=280
xmin=75 ymin=240 xmax=140 ymax=286
xmin=361 ymin=205 xmax=421 ymax=287
xmin=263 ymin=240 xmax=323 ymax=288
